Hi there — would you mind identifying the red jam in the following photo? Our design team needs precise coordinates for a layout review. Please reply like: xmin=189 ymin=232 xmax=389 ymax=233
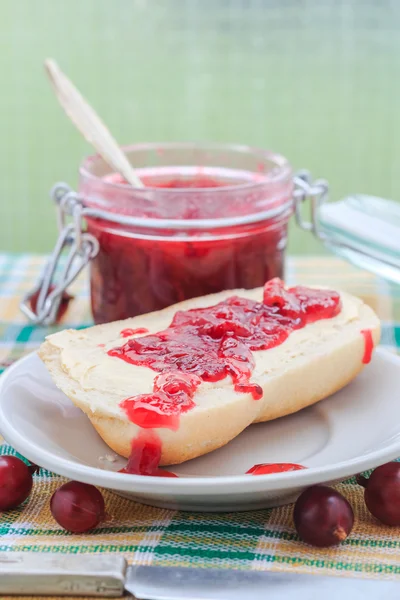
xmin=361 ymin=329 xmax=374 ymax=364
xmin=109 ymin=279 xmax=341 ymax=430
xmin=119 ymin=373 xmax=199 ymax=431
xmin=85 ymin=168 xmax=291 ymax=324
xmin=120 ymin=328 xmax=149 ymax=338
xmin=246 ymin=463 xmax=306 ymax=475
xmin=105 ymin=173 xmax=227 ymax=189
xmin=119 ymin=431 xmax=177 ymax=477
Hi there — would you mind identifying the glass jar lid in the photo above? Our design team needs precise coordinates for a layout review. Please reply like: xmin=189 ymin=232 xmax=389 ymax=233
xmin=317 ymin=195 xmax=400 ymax=285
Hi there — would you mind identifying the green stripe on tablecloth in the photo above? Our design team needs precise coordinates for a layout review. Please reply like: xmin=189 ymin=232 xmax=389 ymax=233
xmin=159 ymin=524 xmax=400 ymax=549
xmin=0 ymin=544 xmax=169 ymax=554
xmin=2 ymin=524 xmax=171 ymax=537
xmin=267 ymin=555 xmax=400 ymax=574
xmin=2 ymin=520 xmax=399 ymax=550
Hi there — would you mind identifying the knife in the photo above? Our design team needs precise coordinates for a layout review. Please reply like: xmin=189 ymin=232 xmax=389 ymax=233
xmin=0 ymin=553 xmax=399 ymax=599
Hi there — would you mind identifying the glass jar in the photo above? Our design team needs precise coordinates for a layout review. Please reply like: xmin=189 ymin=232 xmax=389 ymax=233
xmin=20 ymin=143 xmax=400 ymax=327
xmin=78 ymin=143 xmax=294 ymax=323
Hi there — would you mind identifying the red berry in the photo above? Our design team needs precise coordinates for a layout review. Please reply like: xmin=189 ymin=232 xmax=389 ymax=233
xmin=50 ymin=481 xmax=105 ymax=533
xmin=357 ymin=462 xmax=400 ymax=526
xmin=294 ymin=485 xmax=354 ymax=547
xmin=0 ymin=456 xmax=33 ymax=511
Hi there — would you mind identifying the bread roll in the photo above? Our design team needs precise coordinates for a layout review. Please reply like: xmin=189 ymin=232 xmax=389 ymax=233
xmin=39 ymin=284 xmax=380 ymax=466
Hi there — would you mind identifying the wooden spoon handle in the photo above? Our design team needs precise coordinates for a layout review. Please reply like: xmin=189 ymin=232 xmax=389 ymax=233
xmin=45 ymin=58 xmax=144 ymax=188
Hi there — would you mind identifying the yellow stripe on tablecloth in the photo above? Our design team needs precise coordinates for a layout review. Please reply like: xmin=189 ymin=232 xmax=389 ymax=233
xmin=289 ymin=256 xmax=376 ymax=269
xmin=6 ymin=478 xmax=173 ymax=528
xmin=0 ymin=296 xmax=90 ymax=326
xmin=3 ymin=597 xmax=84 ymax=600
xmin=0 ymin=297 xmax=28 ymax=323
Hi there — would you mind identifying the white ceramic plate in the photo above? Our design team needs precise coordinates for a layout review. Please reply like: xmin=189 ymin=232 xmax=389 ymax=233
xmin=0 ymin=350 xmax=400 ymax=512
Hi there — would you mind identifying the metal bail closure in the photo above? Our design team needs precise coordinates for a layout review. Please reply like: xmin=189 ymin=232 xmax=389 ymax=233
xmin=293 ymin=170 xmax=329 ymax=237
xmin=20 ymin=184 xmax=99 ymax=326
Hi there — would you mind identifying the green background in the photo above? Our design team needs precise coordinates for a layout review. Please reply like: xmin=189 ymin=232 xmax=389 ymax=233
xmin=1 ymin=0 xmax=399 ymax=254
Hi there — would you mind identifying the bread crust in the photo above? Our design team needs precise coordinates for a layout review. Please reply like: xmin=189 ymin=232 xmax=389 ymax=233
xmin=38 ymin=287 xmax=381 ymax=465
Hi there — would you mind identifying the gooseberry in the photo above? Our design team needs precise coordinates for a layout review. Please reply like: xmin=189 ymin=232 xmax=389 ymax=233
xmin=293 ymin=485 xmax=354 ymax=547
xmin=50 ymin=481 xmax=105 ymax=533
xmin=357 ymin=462 xmax=400 ymax=526
xmin=0 ymin=455 xmax=33 ymax=511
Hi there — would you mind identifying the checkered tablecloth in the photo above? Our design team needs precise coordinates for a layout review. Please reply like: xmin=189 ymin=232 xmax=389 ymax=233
xmin=0 ymin=254 xmax=400 ymax=599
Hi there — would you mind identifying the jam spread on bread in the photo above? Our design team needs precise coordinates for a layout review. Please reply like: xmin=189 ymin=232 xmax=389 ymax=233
xmin=109 ymin=279 xmax=341 ymax=430
xmin=246 ymin=463 xmax=306 ymax=475
xmin=120 ymin=328 xmax=149 ymax=338
xmin=361 ymin=329 xmax=373 ymax=364
xmin=119 ymin=372 xmax=199 ymax=430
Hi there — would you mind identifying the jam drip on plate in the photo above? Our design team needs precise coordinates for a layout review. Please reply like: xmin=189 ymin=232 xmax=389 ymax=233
xmin=361 ymin=329 xmax=374 ymax=364
xmin=119 ymin=431 xmax=177 ymax=477
xmin=109 ymin=279 xmax=341 ymax=430
xmin=246 ymin=463 xmax=306 ymax=475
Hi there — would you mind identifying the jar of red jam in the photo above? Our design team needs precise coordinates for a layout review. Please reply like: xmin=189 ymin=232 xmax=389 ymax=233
xmin=77 ymin=143 xmax=293 ymax=323
xmin=22 ymin=143 xmax=338 ymax=326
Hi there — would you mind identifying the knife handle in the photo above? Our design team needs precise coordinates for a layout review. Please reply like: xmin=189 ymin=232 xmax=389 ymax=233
xmin=0 ymin=553 xmax=127 ymax=597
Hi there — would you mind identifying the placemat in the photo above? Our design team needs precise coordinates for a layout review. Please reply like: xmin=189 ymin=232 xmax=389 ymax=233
xmin=0 ymin=254 xmax=399 ymax=600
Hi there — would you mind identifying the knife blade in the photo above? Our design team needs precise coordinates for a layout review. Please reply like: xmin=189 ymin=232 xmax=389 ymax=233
xmin=127 ymin=565 xmax=400 ymax=600
xmin=0 ymin=553 xmax=399 ymax=599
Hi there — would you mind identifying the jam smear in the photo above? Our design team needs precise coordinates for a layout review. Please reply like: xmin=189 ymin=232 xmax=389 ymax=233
xmin=120 ymin=327 xmax=149 ymax=338
xmin=246 ymin=463 xmax=306 ymax=475
xmin=361 ymin=329 xmax=374 ymax=364
xmin=120 ymin=373 xmax=199 ymax=431
xmin=109 ymin=279 xmax=341 ymax=429
xmin=119 ymin=431 xmax=177 ymax=477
